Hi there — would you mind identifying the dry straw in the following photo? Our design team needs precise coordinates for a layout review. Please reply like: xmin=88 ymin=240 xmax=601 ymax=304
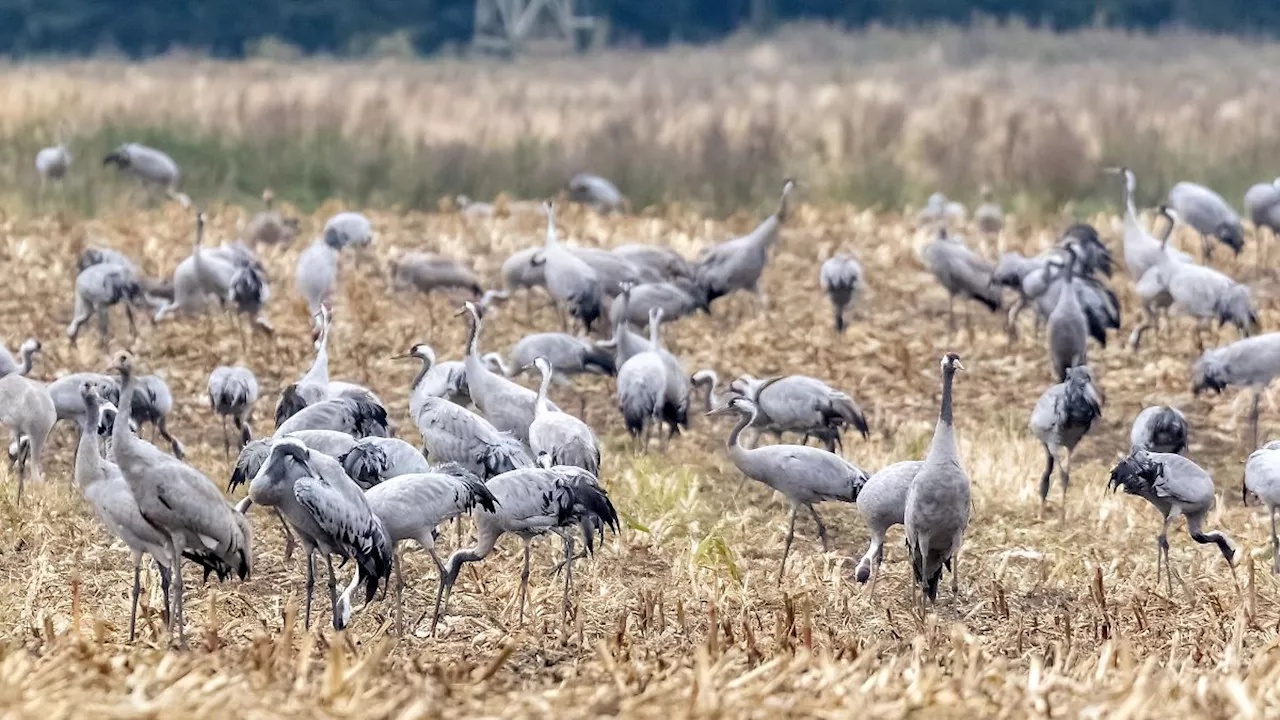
xmin=0 ymin=189 xmax=1278 ymax=716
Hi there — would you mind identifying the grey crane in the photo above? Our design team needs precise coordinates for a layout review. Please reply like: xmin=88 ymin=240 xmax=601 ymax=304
xmin=916 ymin=192 xmax=967 ymax=228
xmin=74 ymin=381 xmax=172 ymax=641
xmin=394 ymin=343 xmax=470 ymax=416
xmin=1244 ymin=178 xmax=1280 ymax=267
xmin=110 ymin=353 xmax=251 ymax=646
xmin=364 ymin=465 xmax=497 ymax=632
xmin=904 ymin=353 xmax=971 ymax=604
xmin=1109 ymin=449 xmax=1235 ymax=593
xmin=484 ymin=331 xmax=615 ymax=387
xmin=47 ymin=373 xmax=120 ymax=428
xmin=566 ymin=173 xmax=627 ymax=213
xmin=295 ymin=234 xmax=342 ymax=319
xmin=413 ymin=395 xmax=531 ymax=478
xmin=609 ymin=279 xmax=709 ymax=329
xmin=1131 ymin=206 xmax=1257 ymax=350
xmin=707 ymin=393 xmax=868 ymax=582
xmin=208 ymin=365 xmax=259 ymax=456
xmin=974 ymin=185 xmax=1004 ymax=237
xmin=0 ymin=374 xmax=56 ymax=504
xmin=118 ymin=372 xmax=185 ymax=459
xmin=229 ymin=430 xmax=358 ymax=494
xmin=1105 ymin=167 xmax=1191 ymax=281
xmin=1168 ymin=181 xmax=1244 ymax=259
xmin=36 ymin=141 xmax=71 ymax=183
xmin=1029 ymin=365 xmax=1102 ymax=513
xmin=67 ymin=260 xmax=148 ymax=347
xmin=431 ymin=464 xmax=618 ymax=632
xmin=539 ymin=202 xmax=604 ymax=331
xmin=921 ymin=229 xmax=1002 ymax=332
xmin=459 ymin=300 xmax=554 ymax=444
xmin=388 ymin=250 xmax=483 ymax=323
xmin=569 ymin=247 xmax=643 ymax=297
xmin=690 ymin=369 xmax=729 ymax=413
xmin=1192 ymin=332 xmax=1280 ymax=453
xmin=274 ymin=396 xmax=390 ymax=438
xmin=729 ymin=374 xmax=869 ymax=452
xmin=652 ymin=309 xmax=691 ymax=445
xmin=1062 ymin=223 xmax=1113 ymax=278
xmin=275 ymin=307 xmax=384 ymax=425
xmin=0 ymin=338 xmax=41 ymax=378
xmin=694 ymin=179 xmax=794 ymax=312
xmin=338 ymin=436 xmax=432 ymax=489
xmin=153 ymin=213 xmax=272 ymax=334
xmin=237 ymin=438 xmax=391 ymax=630
xmin=602 ymin=283 xmax=655 ymax=368
xmin=500 ymin=247 xmax=547 ymax=321
xmin=1032 ymin=250 xmax=1121 ymax=349
xmin=819 ymin=253 xmax=863 ymax=334
xmin=1044 ymin=247 xmax=1089 ymax=382
xmin=854 ymin=460 xmax=923 ymax=586
xmin=615 ymin=309 xmax=669 ymax=453
xmin=103 ymin=143 xmax=179 ymax=193
xmin=241 ymin=189 xmax=299 ymax=247
xmin=1244 ymin=442 xmax=1280 ymax=573
xmin=528 ymin=357 xmax=600 ymax=476
xmin=613 ymin=244 xmax=694 ymax=282
xmin=1130 ymin=406 xmax=1189 ymax=454
xmin=322 ymin=211 xmax=374 ymax=249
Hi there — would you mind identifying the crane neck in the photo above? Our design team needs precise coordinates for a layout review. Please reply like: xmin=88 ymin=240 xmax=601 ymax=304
xmin=535 ymin=365 xmax=553 ymax=415
xmin=411 ymin=356 xmax=432 ymax=393
xmin=19 ymin=348 xmax=35 ymax=376
xmin=725 ymin=408 xmax=755 ymax=456
xmin=939 ymin=367 xmax=955 ymax=426
xmin=308 ymin=323 xmax=332 ymax=384
xmin=648 ymin=316 xmax=663 ymax=350
xmin=467 ymin=313 xmax=481 ymax=358
xmin=113 ymin=371 xmax=137 ymax=452
xmin=544 ymin=211 xmax=559 ymax=248
xmin=75 ymin=400 xmax=103 ymax=487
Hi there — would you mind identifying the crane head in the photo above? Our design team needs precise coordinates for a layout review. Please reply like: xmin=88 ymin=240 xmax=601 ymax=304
xmin=942 ymin=352 xmax=964 ymax=374
xmin=19 ymin=338 xmax=40 ymax=356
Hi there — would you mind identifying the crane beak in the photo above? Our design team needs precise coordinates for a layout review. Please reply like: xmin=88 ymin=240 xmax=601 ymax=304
xmin=706 ymin=405 xmax=732 ymax=417
xmin=954 ymin=360 xmax=966 ymax=372
xmin=390 ymin=353 xmax=412 ymax=360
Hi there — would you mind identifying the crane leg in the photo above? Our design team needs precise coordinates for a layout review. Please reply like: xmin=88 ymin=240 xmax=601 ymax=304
xmin=157 ymin=417 xmax=185 ymax=460
xmin=326 ymin=555 xmax=341 ymax=631
xmin=125 ymin=304 xmax=138 ymax=341
xmin=950 ymin=547 xmax=960 ymax=596
xmin=777 ymin=504 xmax=798 ymax=585
xmin=1251 ymin=391 xmax=1261 ymax=451
xmin=947 ymin=296 xmax=956 ymax=333
xmin=277 ymin=510 xmax=297 ymax=563
xmin=1037 ymin=444 xmax=1055 ymax=513
xmin=220 ymin=416 xmax=230 ymax=460
xmin=561 ymin=534 xmax=575 ymax=634
xmin=1158 ymin=517 xmax=1173 ymax=595
xmin=517 ymin=539 xmax=532 ymax=625
xmin=129 ymin=552 xmax=142 ymax=643
xmin=1060 ymin=449 xmax=1072 ymax=521
xmin=304 ymin=550 xmax=315 ymax=629
xmin=1271 ymin=506 xmax=1279 ymax=575
xmin=808 ymin=505 xmax=831 ymax=553
xmin=157 ymin=561 xmax=171 ymax=627
xmin=169 ymin=537 xmax=187 ymax=648
xmin=393 ymin=550 xmax=404 ymax=637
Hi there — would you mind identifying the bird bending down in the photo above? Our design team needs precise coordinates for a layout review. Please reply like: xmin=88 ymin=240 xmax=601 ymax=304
xmin=1192 ymin=332 xmax=1280 ymax=454
xmin=238 ymin=438 xmax=391 ymax=630
xmin=0 ymin=374 xmax=56 ymax=504
xmin=1029 ymin=366 xmax=1102 ymax=514
xmin=819 ymin=253 xmax=863 ymax=333
xmin=364 ymin=465 xmax=497 ymax=634
xmin=1109 ymin=449 xmax=1235 ymax=594
xmin=921 ymin=230 xmax=1001 ymax=333
xmin=1130 ymin=406 xmax=1189 ymax=454
xmin=854 ymin=460 xmax=923 ymax=586
xmin=208 ymin=365 xmax=259 ymax=457
xmin=707 ymin=392 xmax=868 ymax=583
xmin=431 ymin=465 xmax=619 ymax=632
xmin=904 ymin=353 xmax=971 ymax=605
xmin=0 ymin=338 xmax=41 ymax=378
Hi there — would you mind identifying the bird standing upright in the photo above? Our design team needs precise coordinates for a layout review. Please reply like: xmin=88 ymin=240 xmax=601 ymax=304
xmin=904 ymin=353 xmax=971 ymax=605
xmin=1029 ymin=365 xmax=1102 ymax=514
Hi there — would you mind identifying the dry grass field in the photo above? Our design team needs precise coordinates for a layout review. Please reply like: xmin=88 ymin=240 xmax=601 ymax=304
xmin=1 ymin=194 xmax=1280 ymax=718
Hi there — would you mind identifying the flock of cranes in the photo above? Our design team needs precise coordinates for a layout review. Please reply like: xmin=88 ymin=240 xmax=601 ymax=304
xmin=7 ymin=137 xmax=1280 ymax=647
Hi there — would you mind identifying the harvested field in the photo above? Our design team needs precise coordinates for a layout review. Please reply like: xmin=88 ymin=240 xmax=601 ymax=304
xmin=1 ymin=194 xmax=1279 ymax=718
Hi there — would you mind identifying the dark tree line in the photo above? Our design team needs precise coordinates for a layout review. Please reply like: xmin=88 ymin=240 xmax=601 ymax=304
xmin=2 ymin=0 xmax=1278 ymax=57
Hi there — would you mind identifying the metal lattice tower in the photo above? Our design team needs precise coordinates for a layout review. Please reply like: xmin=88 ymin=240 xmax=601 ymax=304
xmin=472 ymin=0 xmax=601 ymax=54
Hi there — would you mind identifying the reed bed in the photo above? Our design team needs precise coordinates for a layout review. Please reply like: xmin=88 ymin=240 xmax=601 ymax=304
xmin=0 ymin=192 xmax=1279 ymax=716
xmin=4 ymin=25 xmax=1280 ymax=216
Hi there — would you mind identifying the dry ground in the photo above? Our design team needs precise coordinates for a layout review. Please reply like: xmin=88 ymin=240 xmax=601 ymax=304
xmin=1 ymin=199 xmax=1280 ymax=718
